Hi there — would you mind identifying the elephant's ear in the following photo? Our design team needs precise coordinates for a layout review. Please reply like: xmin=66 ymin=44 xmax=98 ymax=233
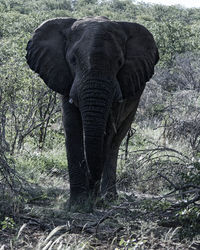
xmin=117 ymin=22 xmax=159 ymax=99
xmin=26 ymin=18 xmax=76 ymax=95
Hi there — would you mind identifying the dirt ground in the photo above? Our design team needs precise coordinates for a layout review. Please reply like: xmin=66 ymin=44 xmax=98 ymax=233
xmin=1 ymin=175 xmax=200 ymax=250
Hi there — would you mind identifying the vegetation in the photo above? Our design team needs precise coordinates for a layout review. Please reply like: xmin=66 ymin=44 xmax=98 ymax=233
xmin=0 ymin=0 xmax=200 ymax=248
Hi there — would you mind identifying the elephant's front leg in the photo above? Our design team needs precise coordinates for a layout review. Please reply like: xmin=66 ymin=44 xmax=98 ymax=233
xmin=61 ymin=96 xmax=91 ymax=212
xmin=101 ymin=100 xmax=140 ymax=199
xmin=101 ymin=146 xmax=119 ymax=199
xmin=101 ymin=113 xmax=120 ymax=199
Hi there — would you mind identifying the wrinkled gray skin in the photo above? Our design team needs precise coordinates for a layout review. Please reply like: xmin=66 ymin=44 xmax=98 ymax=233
xmin=26 ymin=16 xmax=159 ymax=211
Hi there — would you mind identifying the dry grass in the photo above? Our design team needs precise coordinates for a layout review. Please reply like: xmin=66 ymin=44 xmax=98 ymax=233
xmin=0 ymin=173 xmax=199 ymax=250
xmin=0 ymin=130 xmax=200 ymax=249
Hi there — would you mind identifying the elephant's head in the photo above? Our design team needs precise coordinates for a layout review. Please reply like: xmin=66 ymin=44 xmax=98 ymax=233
xmin=26 ymin=16 xmax=159 ymax=191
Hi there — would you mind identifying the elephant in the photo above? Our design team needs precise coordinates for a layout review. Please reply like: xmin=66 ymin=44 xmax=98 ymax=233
xmin=26 ymin=16 xmax=159 ymax=211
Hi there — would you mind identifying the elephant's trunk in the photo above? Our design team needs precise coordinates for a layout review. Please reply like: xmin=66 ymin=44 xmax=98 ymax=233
xmin=79 ymin=79 xmax=114 ymax=192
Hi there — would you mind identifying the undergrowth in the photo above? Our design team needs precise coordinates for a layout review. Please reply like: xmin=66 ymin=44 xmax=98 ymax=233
xmin=0 ymin=129 xmax=200 ymax=249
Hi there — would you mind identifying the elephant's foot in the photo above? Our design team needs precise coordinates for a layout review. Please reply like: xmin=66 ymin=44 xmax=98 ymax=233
xmin=67 ymin=192 xmax=93 ymax=213
xmin=67 ymin=181 xmax=101 ymax=213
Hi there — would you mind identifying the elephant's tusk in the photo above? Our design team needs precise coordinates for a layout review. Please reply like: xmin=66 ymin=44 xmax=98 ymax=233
xmin=110 ymin=110 xmax=117 ymax=134
xmin=69 ymin=98 xmax=73 ymax=104
xmin=112 ymin=122 xmax=117 ymax=134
